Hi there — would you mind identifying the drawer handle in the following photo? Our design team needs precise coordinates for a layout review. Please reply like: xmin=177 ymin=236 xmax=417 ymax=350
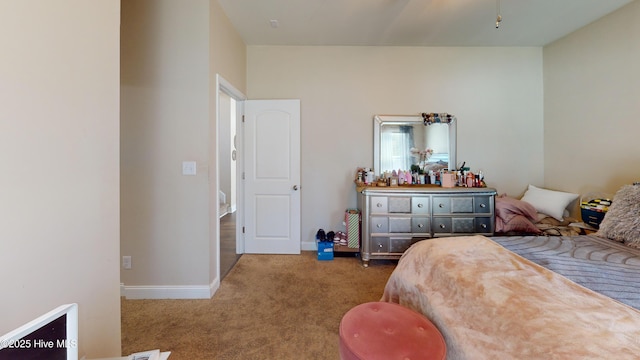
xmin=417 ymin=224 xmax=423 ymax=228
xmin=439 ymin=203 xmax=444 ymax=208
xmin=439 ymin=224 xmax=446 ymax=229
xmin=481 ymin=224 xmax=487 ymax=229
xmin=376 ymin=224 xmax=382 ymax=228
xmin=417 ymin=203 xmax=423 ymax=208
xmin=379 ymin=244 xmax=383 ymax=248
xmin=480 ymin=203 xmax=486 ymax=208
xmin=377 ymin=203 xmax=383 ymax=208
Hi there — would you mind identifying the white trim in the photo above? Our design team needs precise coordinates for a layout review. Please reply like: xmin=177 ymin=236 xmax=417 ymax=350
xmin=217 ymin=75 xmax=246 ymax=102
xmin=210 ymin=277 xmax=221 ymax=298
xmin=121 ymin=278 xmax=220 ymax=299
xmin=215 ymin=74 xmax=247 ymax=282
xmin=233 ymin=99 xmax=245 ymax=255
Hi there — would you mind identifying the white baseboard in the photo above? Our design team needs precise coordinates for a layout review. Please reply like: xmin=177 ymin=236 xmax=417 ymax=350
xmin=121 ymin=277 xmax=221 ymax=299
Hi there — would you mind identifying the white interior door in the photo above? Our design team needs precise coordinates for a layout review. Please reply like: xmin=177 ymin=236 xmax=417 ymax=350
xmin=244 ymin=99 xmax=300 ymax=254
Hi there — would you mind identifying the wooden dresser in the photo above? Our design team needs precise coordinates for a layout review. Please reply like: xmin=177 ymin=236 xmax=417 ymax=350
xmin=357 ymin=186 xmax=497 ymax=266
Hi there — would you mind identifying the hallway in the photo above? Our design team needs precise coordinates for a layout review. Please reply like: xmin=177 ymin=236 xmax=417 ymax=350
xmin=220 ymin=212 xmax=241 ymax=279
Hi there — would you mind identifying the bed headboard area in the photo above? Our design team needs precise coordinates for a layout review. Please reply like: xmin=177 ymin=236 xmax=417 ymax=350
xmin=495 ymin=184 xmax=581 ymax=236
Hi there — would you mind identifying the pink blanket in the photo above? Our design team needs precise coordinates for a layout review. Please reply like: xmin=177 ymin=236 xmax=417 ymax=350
xmin=381 ymin=235 xmax=640 ymax=359
xmin=495 ymin=195 xmax=541 ymax=233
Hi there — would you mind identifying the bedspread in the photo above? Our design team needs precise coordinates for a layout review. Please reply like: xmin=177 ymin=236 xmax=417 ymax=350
xmin=491 ymin=235 xmax=640 ymax=309
xmin=381 ymin=235 xmax=640 ymax=360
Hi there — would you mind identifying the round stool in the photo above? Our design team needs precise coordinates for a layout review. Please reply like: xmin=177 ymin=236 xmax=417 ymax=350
xmin=339 ymin=301 xmax=446 ymax=360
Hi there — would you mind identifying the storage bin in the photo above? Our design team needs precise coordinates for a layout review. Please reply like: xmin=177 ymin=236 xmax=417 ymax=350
xmin=580 ymin=196 xmax=612 ymax=229
xmin=317 ymin=240 xmax=334 ymax=260
xmin=346 ymin=209 xmax=361 ymax=249
xmin=581 ymin=208 xmax=607 ymax=229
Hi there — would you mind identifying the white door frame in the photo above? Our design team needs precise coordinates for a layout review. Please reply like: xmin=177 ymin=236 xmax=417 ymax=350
xmin=215 ymin=74 xmax=246 ymax=277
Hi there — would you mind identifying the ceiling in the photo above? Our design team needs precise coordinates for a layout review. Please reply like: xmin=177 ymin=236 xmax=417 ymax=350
xmin=217 ymin=0 xmax=634 ymax=47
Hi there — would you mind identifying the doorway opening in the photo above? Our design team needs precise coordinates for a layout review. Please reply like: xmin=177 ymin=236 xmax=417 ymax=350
xmin=216 ymin=75 xmax=246 ymax=281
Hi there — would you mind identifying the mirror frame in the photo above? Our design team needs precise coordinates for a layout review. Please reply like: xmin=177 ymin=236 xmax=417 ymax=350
xmin=373 ymin=114 xmax=457 ymax=176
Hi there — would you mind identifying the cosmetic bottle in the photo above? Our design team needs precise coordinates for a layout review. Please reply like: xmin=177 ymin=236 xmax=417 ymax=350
xmin=466 ymin=172 xmax=474 ymax=187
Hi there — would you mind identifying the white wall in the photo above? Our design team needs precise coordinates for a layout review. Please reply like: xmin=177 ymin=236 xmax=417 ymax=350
xmin=120 ymin=0 xmax=246 ymax=298
xmin=121 ymin=0 xmax=211 ymax=295
xmin=0 ymin=1 xmax=121 ymax=358
xmin=543 ymin=0 xmax=640 ymax=199
xmin=247 ymin=46 xmax=543 ymax=247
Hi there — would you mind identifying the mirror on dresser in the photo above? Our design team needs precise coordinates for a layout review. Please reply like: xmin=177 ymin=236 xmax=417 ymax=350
xmin=373 ymin=114 xmax=457 ymax=176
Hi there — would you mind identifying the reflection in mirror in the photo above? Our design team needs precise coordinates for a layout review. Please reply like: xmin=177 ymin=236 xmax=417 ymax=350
xmin=374 ymin=115 xmax=456 ymax=176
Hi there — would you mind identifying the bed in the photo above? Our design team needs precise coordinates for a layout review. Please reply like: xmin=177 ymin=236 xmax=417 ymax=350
xmin=380 ymin=182 xmax=640 ymax=359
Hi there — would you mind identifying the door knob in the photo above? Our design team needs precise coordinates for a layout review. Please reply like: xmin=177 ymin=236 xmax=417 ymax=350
xmin=293 ymin=185 xmax=298 ymax=191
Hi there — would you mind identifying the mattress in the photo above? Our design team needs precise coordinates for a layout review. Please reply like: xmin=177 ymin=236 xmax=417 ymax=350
xmin=490 ymin=235 xmax=640 ymax=309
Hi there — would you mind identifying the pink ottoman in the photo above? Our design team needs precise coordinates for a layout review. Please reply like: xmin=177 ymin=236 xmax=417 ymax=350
xmin=339 ymin=302 xmax=446 ymax=360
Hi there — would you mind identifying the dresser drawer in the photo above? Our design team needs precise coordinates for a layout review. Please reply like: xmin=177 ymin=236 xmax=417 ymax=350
xmin=388 ymin=197 xmax=411 ymax=213
xmin=371 ymin=237 xmax=389 ymax=253
xmin=389 ymin=237 xmax=419 ymax=253
xmin=389 ymin=217 xmax=412 ymax=233
xmin=412 ymin=217 xmax=430 ymax=233
xmin=433 ymin=216 xmax=495 ymax=234
xmin=370 ymin=196 xmax=388 ymax=214
xmin=434 ymin=196 xmax=493 ymax=215
xmin=452 ymin=217 xmax=475 ymax=233
xmin=411 ymin=197 xmax=430 ymax=214
xmin=476 ymin=216 xmax=493 ymax=233
xmin=370 ymin=216 xmax=389 ymax=233
xmin=433 ymin=197 xmax=450 ymax=214
xmin=474 ymin=196 xmax=492 ymax=214
xmin=433 ymin=217 xmax=452 ymax=233
xmin=434 ymin=196 xmax=475 ymax=213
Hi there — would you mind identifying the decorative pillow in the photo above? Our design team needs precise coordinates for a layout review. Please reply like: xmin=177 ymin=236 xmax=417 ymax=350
xmin=520 ymin=184 xmax=579 ymax=221
xmin=595 ymin=185 xmax=640 ymax=248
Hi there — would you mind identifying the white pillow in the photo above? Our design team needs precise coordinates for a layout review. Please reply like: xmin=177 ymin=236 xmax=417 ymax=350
xmin=520 ymin=185 xmax=579 ymax=221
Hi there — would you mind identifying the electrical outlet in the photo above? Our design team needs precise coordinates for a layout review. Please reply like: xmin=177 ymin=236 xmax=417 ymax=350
xmin=122 ymin=256 xmax=132 ymax=269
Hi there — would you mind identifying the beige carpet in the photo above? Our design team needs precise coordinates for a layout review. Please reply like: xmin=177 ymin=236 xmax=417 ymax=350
xmin=121 ymin=252 xmax=397 ymax=360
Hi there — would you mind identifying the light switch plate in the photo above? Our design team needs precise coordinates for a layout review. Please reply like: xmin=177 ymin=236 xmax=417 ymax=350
xmin=182 ymin=161 xmax=197 ymax=175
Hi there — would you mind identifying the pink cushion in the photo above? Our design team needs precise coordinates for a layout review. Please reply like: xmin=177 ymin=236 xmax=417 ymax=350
xmin=339 ymin=302 xmax=446 ymax=360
